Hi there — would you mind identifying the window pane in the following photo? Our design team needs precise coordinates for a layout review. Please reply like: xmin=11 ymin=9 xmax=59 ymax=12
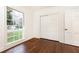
xmin=7 ymin=7 xmax=23 ymax=43
xmin=8 ymin=36 xmax=15 ymax=42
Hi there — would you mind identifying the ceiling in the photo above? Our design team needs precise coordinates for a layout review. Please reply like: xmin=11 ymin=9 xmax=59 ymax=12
xmin=24 ymin=6 xmax=54 ymax=10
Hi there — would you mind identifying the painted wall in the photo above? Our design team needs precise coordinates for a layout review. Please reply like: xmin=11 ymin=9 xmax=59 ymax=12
xmin=0 ymin=6 xmax=6 ymax=51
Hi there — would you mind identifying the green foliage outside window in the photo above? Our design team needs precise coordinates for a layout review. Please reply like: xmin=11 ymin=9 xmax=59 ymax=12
xmin=7 ymin=7 xmax=23 ymax=43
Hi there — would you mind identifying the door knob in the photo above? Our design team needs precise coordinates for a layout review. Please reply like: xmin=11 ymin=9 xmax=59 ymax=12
xmin=65 ymin=29 xmax=68 ymax=30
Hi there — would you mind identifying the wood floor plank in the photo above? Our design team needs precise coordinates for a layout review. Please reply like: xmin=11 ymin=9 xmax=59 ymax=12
xmin=2 ymin=38 xmax=79 ymax=53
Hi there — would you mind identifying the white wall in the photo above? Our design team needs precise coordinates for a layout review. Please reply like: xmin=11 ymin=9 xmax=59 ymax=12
xmin=0 ymin=6 xmax=34 ymax=52
xmin=0 ymin=6 xmax=7 ymax=51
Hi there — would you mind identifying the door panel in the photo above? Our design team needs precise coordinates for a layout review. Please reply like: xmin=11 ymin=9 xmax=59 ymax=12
xmin=40 ymin=12 xmax=64 ymax=41
xmin=72 ymin=11 xmax=79 ymax=45
xmin=65 ymin=10 xmax=79 ymax=46
xmin=65 ymin=11 xmax=72 ymax=44
xmin=40 ymin=14 xmax=58 ymax=40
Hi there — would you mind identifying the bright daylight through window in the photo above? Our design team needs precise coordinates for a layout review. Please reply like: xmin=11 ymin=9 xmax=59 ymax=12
xmin=7 ymin=7 xmax=23 ymax=43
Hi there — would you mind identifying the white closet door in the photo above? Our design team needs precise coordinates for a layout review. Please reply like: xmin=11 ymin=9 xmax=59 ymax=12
xmin=64 ymin=10 xmax=72 ymax=44
xmin=65 ymin=10 xmax=79 ymax=46
xmin=40 ymin=14 xmax=58 ymax=40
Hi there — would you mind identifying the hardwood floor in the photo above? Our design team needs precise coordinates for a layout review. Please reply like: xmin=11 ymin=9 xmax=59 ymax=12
xmin=2 ymin=38 xmax=79 ymax=53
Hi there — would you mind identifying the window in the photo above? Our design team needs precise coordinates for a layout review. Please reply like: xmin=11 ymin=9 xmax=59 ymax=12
xmin=7 ymin=7 xmax=24 ymax=43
